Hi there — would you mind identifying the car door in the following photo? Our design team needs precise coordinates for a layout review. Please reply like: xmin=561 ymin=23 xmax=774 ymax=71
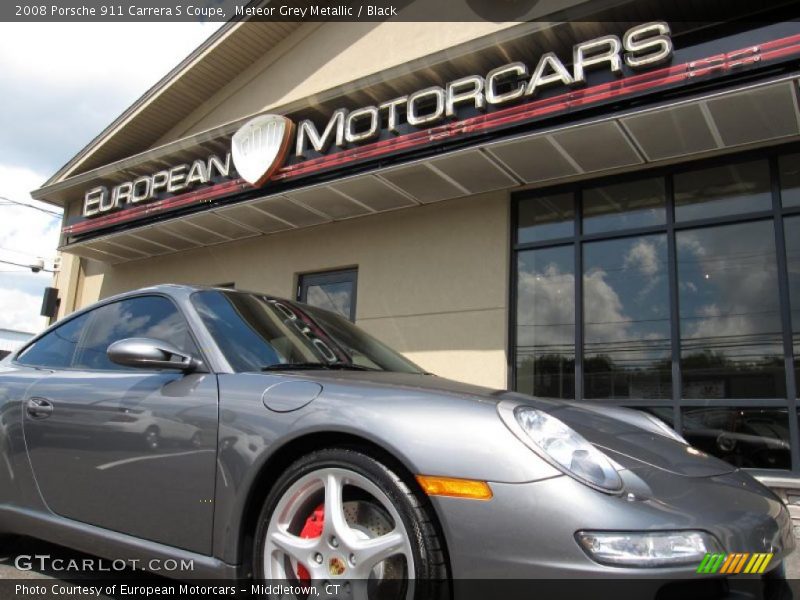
xmin=18 ymin=295 xmax=218 ymax=555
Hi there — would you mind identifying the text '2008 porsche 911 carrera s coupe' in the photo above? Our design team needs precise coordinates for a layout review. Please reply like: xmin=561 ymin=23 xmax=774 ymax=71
xmin=0 ymin=285 xmax=795 ymax=599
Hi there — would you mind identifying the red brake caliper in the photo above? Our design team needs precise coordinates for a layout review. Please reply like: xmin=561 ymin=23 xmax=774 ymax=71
xmin=296 ymin=504 xmax=324 ymax=583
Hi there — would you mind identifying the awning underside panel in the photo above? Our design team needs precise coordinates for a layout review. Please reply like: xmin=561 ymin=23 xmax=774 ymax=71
xmin=63 ymin=78 xmax=800 ymax=264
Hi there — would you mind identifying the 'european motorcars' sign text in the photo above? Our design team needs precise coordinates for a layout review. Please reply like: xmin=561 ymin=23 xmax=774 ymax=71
xmin=83 ymin=154 xmax=231 ymax=218
xmin=81 ymin=21 xmax=672 ymax=218
xmin=294 ymin=22 xmax=672 ymax=157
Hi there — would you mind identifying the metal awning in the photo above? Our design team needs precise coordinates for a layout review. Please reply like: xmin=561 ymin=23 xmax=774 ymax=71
xmin=61 ymin=76 xmax=800 ymax=265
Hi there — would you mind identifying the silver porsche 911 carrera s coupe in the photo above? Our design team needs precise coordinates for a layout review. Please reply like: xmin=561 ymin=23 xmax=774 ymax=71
xmin=0 ymin=284 xmax=794 ymax=598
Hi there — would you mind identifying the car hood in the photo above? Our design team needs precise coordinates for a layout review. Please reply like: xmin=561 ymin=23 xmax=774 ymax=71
xmin=298 ymin=370 xmax=736 ymax=478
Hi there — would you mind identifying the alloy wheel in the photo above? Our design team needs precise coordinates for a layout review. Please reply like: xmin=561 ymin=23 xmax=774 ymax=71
xmin=263 ymin=467 xmax=415 ymax=599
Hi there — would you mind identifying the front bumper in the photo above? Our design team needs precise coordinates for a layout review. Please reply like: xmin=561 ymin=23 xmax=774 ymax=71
xmin=432 ymin=468 xmax=794 ymax=595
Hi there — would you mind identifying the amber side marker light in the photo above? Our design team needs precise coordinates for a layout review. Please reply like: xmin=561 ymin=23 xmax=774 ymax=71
xmin=416 ymin=475 xmax=493 ymax=500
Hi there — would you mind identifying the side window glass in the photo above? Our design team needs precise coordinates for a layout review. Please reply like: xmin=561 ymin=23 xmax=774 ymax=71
xmin=16 ymin=312 xmax=92 ymax=368
xmin=73 ymin=296 xmax=198 ymax=371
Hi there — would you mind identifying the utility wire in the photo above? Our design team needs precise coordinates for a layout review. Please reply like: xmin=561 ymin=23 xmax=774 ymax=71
xmin=0 ymin=246 xmax=41 ymax=258
xmin=0 ymin=196 xmax=62 ymax=218
xmin=0 ymin=258 xmax=53 ymax=273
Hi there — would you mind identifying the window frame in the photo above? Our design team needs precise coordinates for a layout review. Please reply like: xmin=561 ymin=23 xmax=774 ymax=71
xmin=510 ymin=142 xmax=800 ymax=475
xmin=14 ymin=292 xmax=206 ymax=373
xmin=297 ymin=268 xmax=359 ymax=322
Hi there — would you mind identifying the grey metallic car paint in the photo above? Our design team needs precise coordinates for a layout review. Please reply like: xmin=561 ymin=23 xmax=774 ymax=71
xmin=261 ymin=380 xmax=323 ymax=412
xmin=0 ymin=284 xmax=794 ymax=581
xmin=23 ymin=370 xmax=217 ymax=554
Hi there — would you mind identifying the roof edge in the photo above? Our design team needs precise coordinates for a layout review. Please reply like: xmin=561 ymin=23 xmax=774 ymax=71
xmin=43 ymin=20 xmax=239 ymax=188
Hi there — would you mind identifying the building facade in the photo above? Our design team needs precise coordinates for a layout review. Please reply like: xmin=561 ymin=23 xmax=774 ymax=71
xmin=32 ymin=4 xmax=800 ymax=499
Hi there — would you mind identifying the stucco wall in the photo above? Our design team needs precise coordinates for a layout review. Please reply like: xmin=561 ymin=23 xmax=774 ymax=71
xmin=159 ymin=20 xmax=522 ymax=143
xmin=65 ymin=192 xmax=510 ymax=389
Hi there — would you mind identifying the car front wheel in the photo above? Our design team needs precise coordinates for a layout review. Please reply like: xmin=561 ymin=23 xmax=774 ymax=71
xmin=253 ymin=448 xmax=447 ymax=599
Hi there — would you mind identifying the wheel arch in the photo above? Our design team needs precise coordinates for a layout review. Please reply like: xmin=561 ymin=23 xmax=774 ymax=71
xmin=234 ymin=430 xmax=451 ymax=579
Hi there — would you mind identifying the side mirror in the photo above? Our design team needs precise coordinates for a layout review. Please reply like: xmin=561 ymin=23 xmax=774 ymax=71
xmin=107 ymin=338 xmax=203 ymax=372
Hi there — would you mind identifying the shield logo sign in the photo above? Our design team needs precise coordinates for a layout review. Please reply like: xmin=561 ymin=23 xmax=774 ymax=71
xmin=231 ymin=114 xmax=294 ymax=187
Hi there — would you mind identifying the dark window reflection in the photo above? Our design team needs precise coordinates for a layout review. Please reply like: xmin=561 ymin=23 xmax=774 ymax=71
xmin=516 ymin=246 xmax=575 ymax=398
xmin=193 ymin=291 xmax=313 ymax=371
xmin=677 ymin=221 xmax=784 ymax=398
xmin=518 ymin=193 xmax=574 ymax=244
xmin=681 ymin=407 xmax=790 ymax=469
xmin=674 ymin=160 xmax=771 ymax=221
xmin=780 ymin=153 xmax=800 ymax=208
xmin=583 ymin=178 xmax=666 ymax=234
xmin=629 ymin=406 xmax=676 ymax=428
xmin=583 ymin=235 xmax=671 ymax=399
xmin=192 ymin=291 xmax=422 ymax=374
xmin=73 ymin=297 xmax=198 ymax=370
xmin=16 ymin=312 xmax=92 ymax=369
xmin=298 ymin=269 xmax=357 ymax=321
xmin=782 ymin=215 xmax=800 ymax=396
xmin=305 ymin=281 xmax=354 ymax=319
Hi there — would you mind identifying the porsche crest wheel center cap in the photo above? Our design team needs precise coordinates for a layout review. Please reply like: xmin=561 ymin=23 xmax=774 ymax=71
xmin=328 ymin=555 xmax=347 ymax=576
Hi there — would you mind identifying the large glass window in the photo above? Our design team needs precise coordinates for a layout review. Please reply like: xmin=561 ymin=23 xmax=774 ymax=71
xmin=780 ymin=154 xmax=800 ymax=208
xmin=298 ymin=268 xmax=358 ymax=322
xmin=583 ymin=178 xmax=666 ymax=234
xmin=784 ymin=215 xmax=800 ymax=395
xmin=583 ymin=235 xmax=671 ymax=399
xmin=517 ymin=193 xmax=574 ymax=244
xmin=515 ymin=246 xmax=575 ymax=398
xmin=676 ymin=221 xmax=784 ymax=398
xmin=513 ymin=152 xmax=800 ymax=471
xmin=674 ymin=160 xmax=771 ymax=221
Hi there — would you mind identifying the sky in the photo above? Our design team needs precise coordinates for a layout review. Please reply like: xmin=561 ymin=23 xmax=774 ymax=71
xmin=517 ymin=224 xmax=782 ymax=397
xmin=0 ymin=21 xmax=222 ymax=335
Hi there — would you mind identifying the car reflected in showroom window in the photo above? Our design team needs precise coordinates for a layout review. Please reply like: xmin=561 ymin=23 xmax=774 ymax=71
xmin=681 ymin=407 xmax=790 ymax=470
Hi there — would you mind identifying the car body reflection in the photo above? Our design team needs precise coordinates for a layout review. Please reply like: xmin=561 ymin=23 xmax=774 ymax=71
xmin=682 ymin=407 xmax=791 ymax=469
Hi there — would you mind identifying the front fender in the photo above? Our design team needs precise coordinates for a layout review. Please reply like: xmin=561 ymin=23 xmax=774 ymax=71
xmin=212 ymin=373 xmax=559 ymax=565
xmin=289 ymin=390 xmax=558 ymax=484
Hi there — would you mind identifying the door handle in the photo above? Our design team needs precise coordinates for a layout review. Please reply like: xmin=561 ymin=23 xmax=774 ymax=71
xmin=26 ymin=397 xmax=54 ymax=419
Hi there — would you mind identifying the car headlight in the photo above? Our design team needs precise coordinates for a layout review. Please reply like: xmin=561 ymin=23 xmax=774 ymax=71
xmin=502 ymin=405 xmax=622 ymax=492
xmin=576 ymin=531 xmax=721 ymax=567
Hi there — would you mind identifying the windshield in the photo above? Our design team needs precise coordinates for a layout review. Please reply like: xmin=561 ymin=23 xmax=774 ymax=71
xmin=191 ymin=290 xmax=423 ymax=374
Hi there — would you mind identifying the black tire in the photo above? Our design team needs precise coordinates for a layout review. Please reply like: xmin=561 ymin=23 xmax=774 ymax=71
xmin=253 ymin=448 xmax=448 ymax=598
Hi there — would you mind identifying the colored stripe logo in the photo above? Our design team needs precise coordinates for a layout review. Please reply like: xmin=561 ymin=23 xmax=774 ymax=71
xmin=697 ymin=553 xmax=773 ymax=574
